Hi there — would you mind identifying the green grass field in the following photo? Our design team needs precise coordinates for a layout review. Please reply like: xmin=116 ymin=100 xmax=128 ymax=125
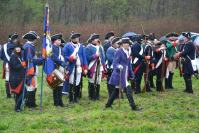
xmin=0 ymin=67 xmax=199 ymax=133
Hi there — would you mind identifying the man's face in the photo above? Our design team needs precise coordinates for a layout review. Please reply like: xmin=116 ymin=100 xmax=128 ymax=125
xmin=92 ymin=39 xmax=100 ymax=45
xmin=72 ymin=38 xmax=79 ymax=44
xmin=113 ymin=43 xmax=119 ymax=49
xmin=15 ymin=47 xmax=21 ymax=53
xmin=122 ymin=43 xmax=129 ymax=50
xmin=54 ymin=39 xmax=61 ymax=46
xmin=12 ymin=39 xmax=18 ymax=44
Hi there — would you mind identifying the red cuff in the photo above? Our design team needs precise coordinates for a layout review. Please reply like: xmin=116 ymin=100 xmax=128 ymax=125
xmin=69 ymin=56 xmax=75 ymax=62
xmin=82 ymin=65 xmax=88 ymax=71
xmin=173 ymin=42 xmax=177 ymax=47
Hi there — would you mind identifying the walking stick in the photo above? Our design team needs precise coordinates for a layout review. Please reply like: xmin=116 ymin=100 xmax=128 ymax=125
xmin=118 ymin=68 xmax=122 ymax=108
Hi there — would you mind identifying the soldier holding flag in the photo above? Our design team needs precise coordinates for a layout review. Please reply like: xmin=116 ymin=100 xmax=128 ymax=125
xmin=22 ymin=31 xmax=44 ymax=108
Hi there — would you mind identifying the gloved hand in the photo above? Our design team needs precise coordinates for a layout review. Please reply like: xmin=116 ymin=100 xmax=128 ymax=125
xmin=144 ymin=56 xmax=151 ymax=60
xmin=21 ymin=61 xmax=26 ymax=68
xmin=118 ymin=65 xmax=123 ymax=70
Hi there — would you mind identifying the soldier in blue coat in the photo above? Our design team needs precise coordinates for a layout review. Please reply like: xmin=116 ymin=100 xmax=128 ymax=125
xmin=103 ymin=31 xmax=115 ymax=55
xmin=131 ymin=35 xmax=151 ymax=94
xmin=153 ymin=41 xmax=167 ymax=91
xmin=142 ymin=38 xmax=154 ymax=92
xmin=174 ymin=32 xmax=196 ymax=93
xmin=23 ymin=31 xmax=44 ymax=108
xmin=51 ymin=33 xmax=67 ymax=106
xmin=105 ymin=38 xmax=141 ymax=111
xmin=0 ymin=33 xmax=19 ymax=98
xmin=106 ymin=37 xmax=120 ymax=97
xmin=86 ymin=33 xmax=106 ymax=100
xmin=63 ymin=32 xmax=88 ymax=103
xmin=9 ymin=43 xmax=26 ymax=112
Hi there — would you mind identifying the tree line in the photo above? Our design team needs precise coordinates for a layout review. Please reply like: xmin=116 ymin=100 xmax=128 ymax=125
xmin=0 ymin=0 xmax=198 ymax=44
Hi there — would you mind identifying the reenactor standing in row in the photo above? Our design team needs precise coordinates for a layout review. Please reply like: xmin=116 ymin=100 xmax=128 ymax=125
xmin=174 ymin=32 xmax=196 ymax=93
xmin=106 ymin=37 xmax=121 ymax=97
xmin=131 ymin=35 xmax=151 ymax=94
xmin=50 ymin=33 xmax=66 ymax=107
xmin=86 ymin=33 xmax=106 ymax=100
xmin=64 ymin=32 xmax=88 ymax=103
xmin=23 ymin=31 xmax=43 ymax=108
xmin=1 ymin=33 xmax=19 ymax=98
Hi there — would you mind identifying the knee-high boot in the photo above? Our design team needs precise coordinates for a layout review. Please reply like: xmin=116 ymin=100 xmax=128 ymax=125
xmin=96 ymin=85 xmax=100 ymax=100
xmin=5 ymin=81 xmax=11 ymax=98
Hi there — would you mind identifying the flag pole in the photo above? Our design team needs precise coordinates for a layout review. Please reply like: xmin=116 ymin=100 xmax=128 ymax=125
xmin=40 ymin=2 xmax=48 ymax=112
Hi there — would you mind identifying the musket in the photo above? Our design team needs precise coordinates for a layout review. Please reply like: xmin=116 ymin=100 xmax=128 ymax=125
xmin=178 ymin=58 xmax=183 ymax=77
xmin=140 ymin=24 xmax=150 ymax=93
xmin=94 ymin=56 xmax=100 ymax=88
xmin=72 ymin=60 xmax=77 ymax=102
xmin=94 ymin=42 xmax=101 ymax=89
xmin=174 ymin=46 xmax=183 ymax=77
xmin=160 ymin=50 xmax=166 ymax=92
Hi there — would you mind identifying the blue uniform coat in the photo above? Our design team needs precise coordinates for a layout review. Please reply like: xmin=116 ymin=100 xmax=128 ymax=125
xmin=109 ymin=48 xmax=134 ymax=88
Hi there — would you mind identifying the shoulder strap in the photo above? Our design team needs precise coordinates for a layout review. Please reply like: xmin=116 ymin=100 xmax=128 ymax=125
xmin=3 ymin=43 xmax=10 ymax=61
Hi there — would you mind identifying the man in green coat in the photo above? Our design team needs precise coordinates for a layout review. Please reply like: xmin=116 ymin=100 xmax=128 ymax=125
xmin=165 ymin=33 xmax=179 ymax=89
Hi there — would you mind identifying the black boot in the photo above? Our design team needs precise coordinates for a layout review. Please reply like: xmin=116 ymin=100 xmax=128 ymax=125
xmin=107 ymin=84 xmax=112 ymax=98
xmin=149 ymin=77 xmax=155 ymax=88
xmin=5 ymin=81 xmax=11 ymax=98
xmin=156 ymin=80 xmax=162 ymax=92
xmin=58 ymin=87 xmax=64 ymax=106
xmin=25 ymin=91 xmax=31 ymax=107
xmin=134 ymin=79 xmax=141 ymax=94
xmin=131 ymin=80 xmax=136 ymax=92
xmin=187 ymin=78 xmax=193 ymax=93
xmin=79 ymin=78 xmax=83 ymax=99
xmin=165 ymin=78 xmax=169 ymax=89
xmin=89 ymin=83 xmax=95 ymax=100
xmin=29 ymin=91 xmax=35 ymax=108
xmin=124 ymin=86 xmax=137 ymax=110
xmin=69 ymin=84 xmax=74 ymax=103
xmin=32 ymin=89 xmax=37 ymax=107
xmin=88 ymin=82 xmax=92 ymax=99
xmin=168 ymin=73 xmax=174 ymax=89
xmin=183 ymin=77 xmax=188 ymax=92
xmin=53 ymin=89 xmax=59 ymax=106
xmin=105 ymin=88 xmax=119 ymax=108
xmin=146 ymin=83 xmax=152 ymax=92
xmin=74 ymin=85 xmax=80 ymax=103
xmin=15 ymin=93 xmax=23 ymax=112
xmin=96 ymin=85 xmax=100 ymax=100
